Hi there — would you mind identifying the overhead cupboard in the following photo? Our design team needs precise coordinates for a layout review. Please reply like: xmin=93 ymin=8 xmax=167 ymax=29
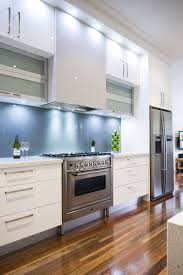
xmin=0 ymin=46 xmax=48 ymax=106
xmin=106 ymin=39 xmax=140 ymax=87
xmin=149 ymin=54 xmax=171 ymax=111
xmin=0 ymin=0 xmax=55 ymax=56
xmin=105 ymin=38 xmax=140 ymax=116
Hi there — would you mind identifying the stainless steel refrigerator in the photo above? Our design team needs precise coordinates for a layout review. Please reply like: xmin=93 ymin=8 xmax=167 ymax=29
xmin=150 ymin=107 xmax=174 ymax=200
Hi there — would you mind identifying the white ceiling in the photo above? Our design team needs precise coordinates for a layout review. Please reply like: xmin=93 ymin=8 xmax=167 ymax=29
xmin=89 ymin=0 xmax=183 ymax=60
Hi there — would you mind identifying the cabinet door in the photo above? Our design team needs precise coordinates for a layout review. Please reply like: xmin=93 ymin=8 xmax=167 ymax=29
xmin=149 ymin=56 xmax=162 ymax=108
xmin=13 ymin=0 xmax=55 ymax=55
xmin=106 ymin=39 xmax=140 ymax=86
xmin=0 ymin=0 xmax=13 ymax=39
xmin=149 ymin=55 xmax=171 ymax=110
xmin=54 ymin=11 xmax=106 ymax=109
xmin=162 ymin=64 xmax=172 ymax=110
xmin=125 ymin=49 xmax=139 ymax=85
xmin=106 ymin=39 xmax=126 ymax=80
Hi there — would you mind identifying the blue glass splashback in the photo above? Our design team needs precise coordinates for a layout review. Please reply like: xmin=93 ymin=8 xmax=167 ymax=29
xmin=0 ymin=102 xmax=121 ymax=157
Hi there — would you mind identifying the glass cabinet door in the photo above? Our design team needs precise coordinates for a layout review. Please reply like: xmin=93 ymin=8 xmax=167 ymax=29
xmin=0 ymin=46 xmax=47 ymax=101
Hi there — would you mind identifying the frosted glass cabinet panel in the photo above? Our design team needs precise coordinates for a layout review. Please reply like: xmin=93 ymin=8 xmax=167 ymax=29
xmin=0 ymin=46 xmax=47 ymax=103
xmin=0 ymin=74 xmax=45 ymax=98
xmin=0 ymin=48 xmax=45 ymax=75
xmin=106 ymin=80 xmax=133 ymax=115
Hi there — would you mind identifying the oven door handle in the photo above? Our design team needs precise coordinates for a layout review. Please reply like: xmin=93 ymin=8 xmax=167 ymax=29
xmin=71 ymin=169 xmax=110 ymax=176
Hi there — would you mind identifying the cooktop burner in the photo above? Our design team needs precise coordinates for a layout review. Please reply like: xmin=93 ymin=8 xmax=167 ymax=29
xmin=42 ymin=152 xmax=111 ymax=158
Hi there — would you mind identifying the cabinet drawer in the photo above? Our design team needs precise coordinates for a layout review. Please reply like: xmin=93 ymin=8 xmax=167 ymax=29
xmin=127 ymin=165 xmax=149 ymax=184
xmin=0 ymin=203 xmax=62 ymax=246
xmin=113 ymin=165 xmax=149 ymax=188
xmin=0 ymin=179 xmax=62 ymax=217
xmin=113 ymin=156 xmax=149 ymax=170
xmin=113 ymin=181 xmax=148 ymax=206
xmin=0 ymin=164 xmax=61 ymax=187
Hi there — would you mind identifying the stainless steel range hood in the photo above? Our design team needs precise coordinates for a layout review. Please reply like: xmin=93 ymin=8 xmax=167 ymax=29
xmin=42 ymin=101 xmax=96 ymax=113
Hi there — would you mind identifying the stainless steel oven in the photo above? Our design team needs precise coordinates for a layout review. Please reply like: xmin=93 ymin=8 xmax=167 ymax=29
xmin=63 ymin=155 xmax=113 ymax=223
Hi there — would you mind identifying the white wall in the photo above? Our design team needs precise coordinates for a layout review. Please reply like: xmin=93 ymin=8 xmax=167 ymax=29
xmin=171 ymin=60 xmax=183 ymax=158
xmin=121 ymin=53 xmax=149 ymax=154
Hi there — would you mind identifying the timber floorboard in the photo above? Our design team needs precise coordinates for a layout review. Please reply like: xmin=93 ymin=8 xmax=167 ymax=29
xmin=1 ymin=187 xmax=183 ymax=275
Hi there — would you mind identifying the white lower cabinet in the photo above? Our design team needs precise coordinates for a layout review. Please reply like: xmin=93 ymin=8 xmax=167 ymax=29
xmin=0 ymin=161 xmax=62 ymax=247
xmin=114 ymin=181 xmax=148 ymax=206
xmin=113 ymin=155 xmax=150 ymax=206
xmin=0 ymin=203 xmax=62 ymax=246
xmin=0 ymin=179 xmax=62 ymax=217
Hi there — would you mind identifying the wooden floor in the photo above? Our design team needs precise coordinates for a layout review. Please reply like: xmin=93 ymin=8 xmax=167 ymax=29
xmin=1 ymin=182 xmax=183 ymax=275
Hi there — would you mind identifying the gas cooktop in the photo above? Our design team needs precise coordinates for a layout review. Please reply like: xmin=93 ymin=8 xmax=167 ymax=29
xmin=42 ymin=152 xmax=111 ymax=158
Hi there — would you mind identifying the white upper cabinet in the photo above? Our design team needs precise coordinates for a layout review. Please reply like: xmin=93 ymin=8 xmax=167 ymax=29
xmin=0 ymin=1 xmax=13 ymax=39
xmin=106 ymin=39 xmax=140 ymax=86
xmin=13 ymin=0 xmax=55 ymax=55
xmin=0 ymin=0 xmax=55 ymax=56
xmin=149 ymin=55 xmax=171 ymax=110
xmin=49 ymin=10 xmax=106 ymax=109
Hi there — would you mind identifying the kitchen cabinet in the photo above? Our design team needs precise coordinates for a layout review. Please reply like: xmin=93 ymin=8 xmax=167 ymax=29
xmin=106 ymin=78 xmax=134 ymax=115
xmin=149 ymin=55 xmax=171 ymax=110
xmin=0 ymin=0 xmax=13 ymax=39
xmin=14 ymin=0 xmax=55 ymax=55
xmin=0 ymin=0 xmax=55 ymax=56
xmin=0 ymin=160 xmax=62 ymax=246
xmin=106 ymin=39 xmax=140 ymax=86
xmin=0 ymin=46 xmax=48 ymax=106
xmin=48 ymin=10 xmax=106 ymax=110
xmin=113 ymin=154 xmax=150 ymax=206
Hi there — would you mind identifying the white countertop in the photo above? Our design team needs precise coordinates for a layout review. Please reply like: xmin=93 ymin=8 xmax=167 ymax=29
xmin=168 ymin=211 xmax=183 ymax=226
xmin=0 ymin=156 xmax=63 ymax=169
xmin=112 ymin=152 xmax=149 ymax=158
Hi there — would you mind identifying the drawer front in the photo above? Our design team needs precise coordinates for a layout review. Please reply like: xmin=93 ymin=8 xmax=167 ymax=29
xmin=113 ymin=165 xmax=149 ymax=188
xmin=127 ymin=165 xmax=149 ymax=184
xmin=113 ymin=169 xmax=128 ymax=188
xmin=0 ymin=164 xmax=62 ymax=187
xmin=0 ymin=203 xmax=62 ymax=246
xmin=113 ymin=156 xmax=149 ymax=170
xmin=0 ymin=179 xmax=62 ymax=217
xmin=113 ymin=181 xmax=148 ymax=206
xmin=127 ymin=156 xmax=149 ymax=167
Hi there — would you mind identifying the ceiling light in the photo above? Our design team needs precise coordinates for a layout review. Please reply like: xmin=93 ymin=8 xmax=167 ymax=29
xmin=13 ymin=65 xmax=16 ymax=68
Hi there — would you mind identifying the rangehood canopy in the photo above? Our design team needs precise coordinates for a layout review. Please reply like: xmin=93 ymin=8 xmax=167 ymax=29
xmin=42 ymin=101 xmax=96 ymax=113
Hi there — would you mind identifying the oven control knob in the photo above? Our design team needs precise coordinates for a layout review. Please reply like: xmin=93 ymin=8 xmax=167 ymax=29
xmin=80 ymin=162 xmax=84 ymax=168
xmin=68 ymin=163 xmax=73 ymax=168
xmin=92 ymin=161 xmax=96 ymax=166
xmin=89 ymin=162 xmax=93 ymax=166
xmin=101 ymin=160 xmax=104 ymax=165
xmin=84 ymin=162 xmax=88 ymax=167
xmin=75 ymin=163 xmax=79 ymax=168
xmin=97 ymin=161 xmax=100 ymax=165
xmin=105 ymin=160 xmax=109 ymax=164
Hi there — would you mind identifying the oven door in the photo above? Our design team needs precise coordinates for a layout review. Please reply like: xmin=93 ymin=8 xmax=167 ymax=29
xmin=66 ymin=168 xmax=111 ymax=211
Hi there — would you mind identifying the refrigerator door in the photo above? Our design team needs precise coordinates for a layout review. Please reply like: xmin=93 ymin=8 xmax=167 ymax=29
xmin=151 ymin=155 xmax=164 ymax=198
xmin=150 ymin=108 xmax=161 ymax=136
xmin=150 ymin=108 xmax=164 ymax=199
xmin=162 ymin=110 xmax=174 ymax=195
xmin=163 ymin=111 xmax=173 ymax=136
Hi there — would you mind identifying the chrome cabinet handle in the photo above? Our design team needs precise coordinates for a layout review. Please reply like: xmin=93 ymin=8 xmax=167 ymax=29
xmin=163 ymin=92 xmax=165 ymax=107
xmin=17 ymin=11 xmax=21 ymax=38
xmin=5 ymin=214 xmax=33 ymax=224
xmin=126 ymin=63 xmax=128 ymax=78
xmin=5 ymin=187 xmax=33 ymax=195
xmin=127 ymin=186 xmax=136 ymax=189
xmin=160 ymin=92 xmax=162 ymax=107
xmin=5 ymin=170 xmax=33 ymax=175
xmin=8 ymin=7 xmax=11 ymax=34
xmin=122 ymin=61 xmax=125 ymax=77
